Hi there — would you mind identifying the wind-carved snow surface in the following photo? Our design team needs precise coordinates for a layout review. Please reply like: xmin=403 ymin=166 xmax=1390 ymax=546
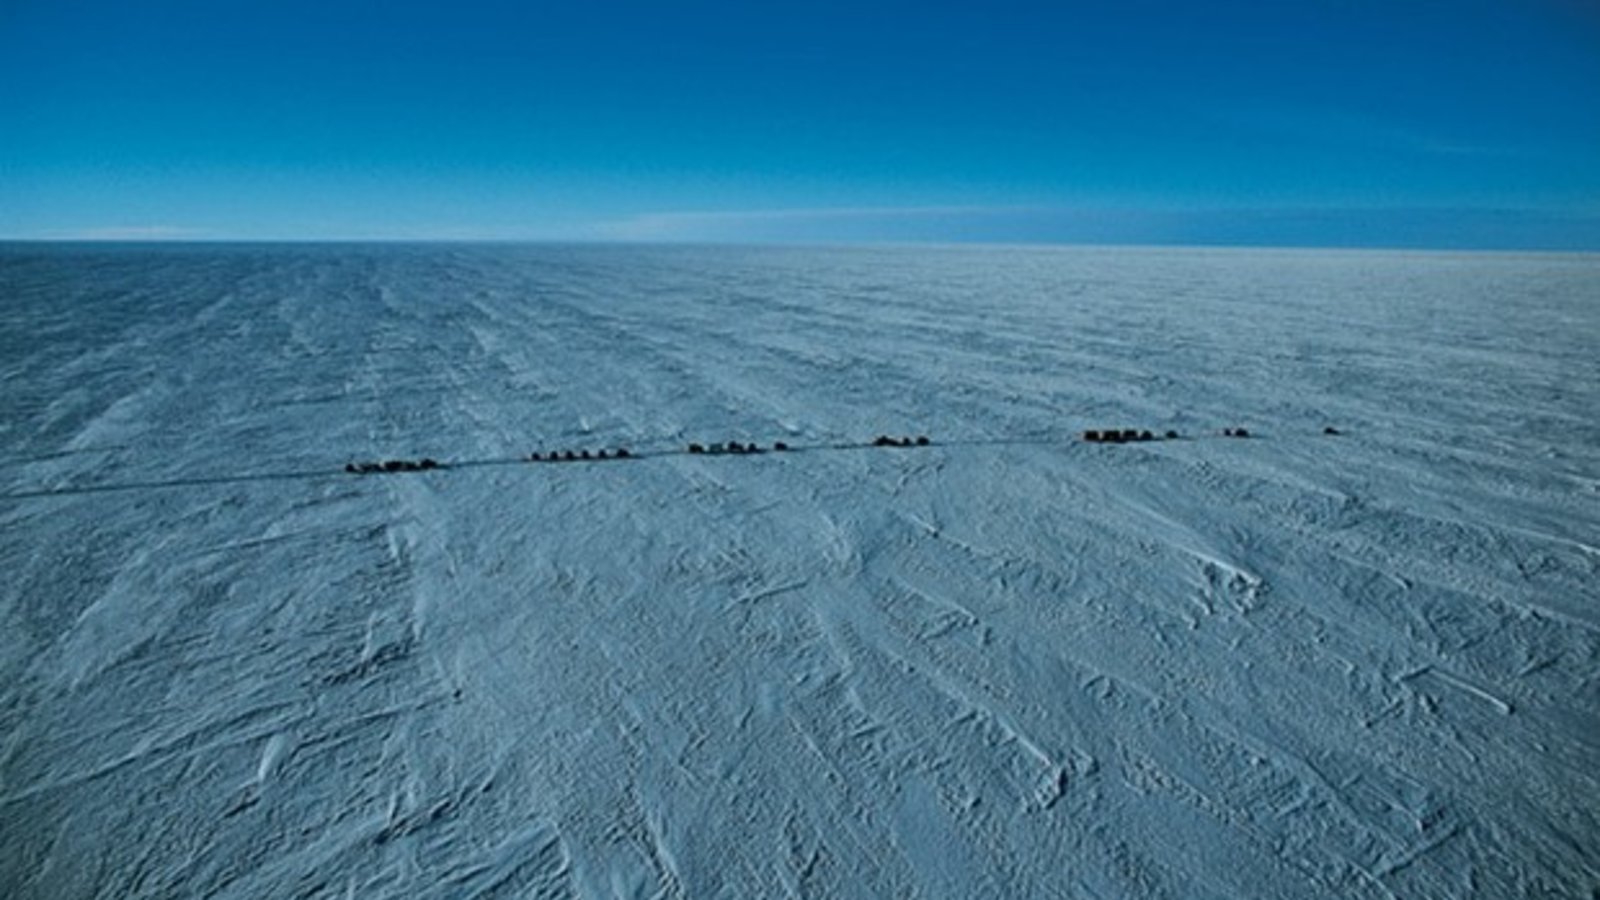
xmin=1 ymin=244 xmax=1596 ymax=898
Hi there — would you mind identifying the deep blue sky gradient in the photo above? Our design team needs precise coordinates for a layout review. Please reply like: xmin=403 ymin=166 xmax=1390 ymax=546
xmin=3 ymin=0 xmax=1599 ymax=246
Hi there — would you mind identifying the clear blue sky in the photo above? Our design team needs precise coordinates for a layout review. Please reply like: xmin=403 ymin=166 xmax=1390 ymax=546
xmin=3 ymin=0 xmax=1598 ymax=247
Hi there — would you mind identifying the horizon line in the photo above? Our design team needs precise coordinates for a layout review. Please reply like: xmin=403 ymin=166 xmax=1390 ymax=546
xmin=3 ymin=236 xmax=1599 ymax=255
xmin=9 ymin=202 xmax=1600 ymax=252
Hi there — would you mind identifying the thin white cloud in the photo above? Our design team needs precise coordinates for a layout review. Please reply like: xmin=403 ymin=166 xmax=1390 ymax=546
xmin=588 ymin=205 xmax=1041 ymax=241
xmin=583 ymin=203 xmax=1600 ymax=249
xmin=50 ymin=225 xmax=208 ymax=240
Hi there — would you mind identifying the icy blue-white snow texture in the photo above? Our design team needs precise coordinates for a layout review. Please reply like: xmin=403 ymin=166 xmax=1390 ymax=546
xmin=1 ymin=244 xmax=1596 ymax=898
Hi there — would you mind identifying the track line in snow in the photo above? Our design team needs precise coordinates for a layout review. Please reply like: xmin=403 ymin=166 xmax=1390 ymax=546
xmin=0 ymin=427 xmax=1348 ymax=502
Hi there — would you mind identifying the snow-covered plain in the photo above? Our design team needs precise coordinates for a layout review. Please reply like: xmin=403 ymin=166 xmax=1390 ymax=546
xmin=1 ymin=243 xmax=1597 ymax=898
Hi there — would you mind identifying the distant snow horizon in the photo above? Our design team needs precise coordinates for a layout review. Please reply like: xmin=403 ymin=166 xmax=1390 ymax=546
xmin=8 ymin=205 xmax=1600 ymax=251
